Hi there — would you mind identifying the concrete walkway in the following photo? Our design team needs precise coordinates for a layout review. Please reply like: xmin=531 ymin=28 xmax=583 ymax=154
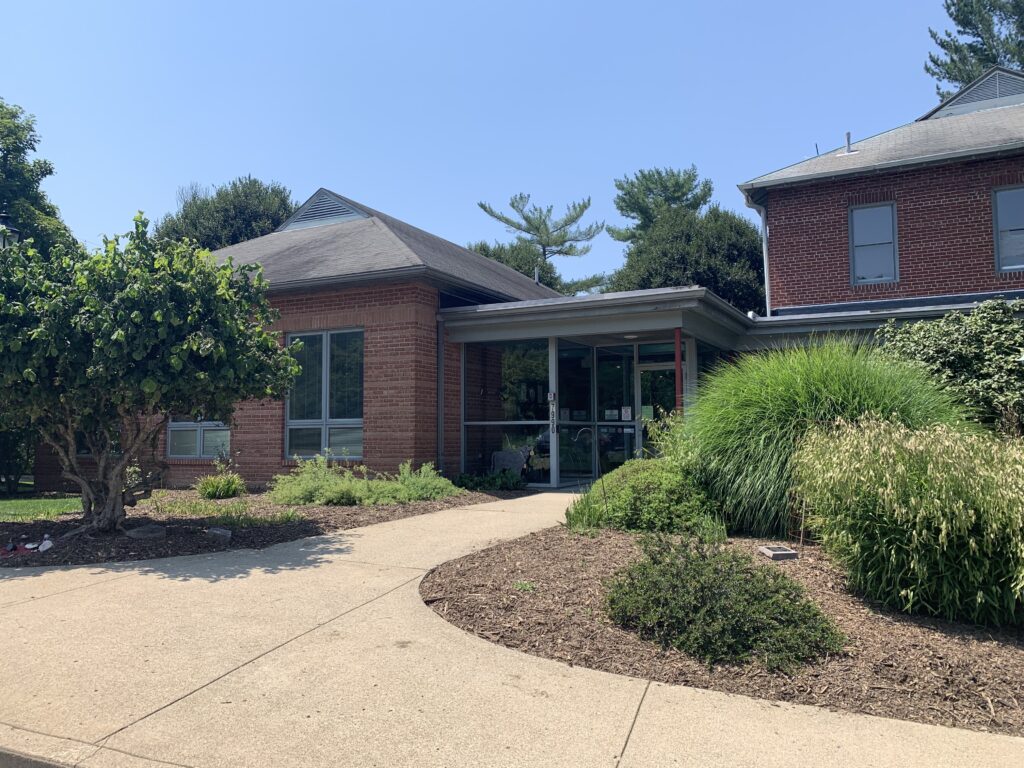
xmin=1 ymin=493 xmax=1022 ymax=768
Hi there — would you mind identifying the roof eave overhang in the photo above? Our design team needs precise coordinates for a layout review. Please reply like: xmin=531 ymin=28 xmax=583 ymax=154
xmin=739 ymin=141 xmax=1024 ymax=206
xmin=441 ymin=288 xmax=753 ymax=349
xmin=738 ymin=301 xmax=984 ymax=349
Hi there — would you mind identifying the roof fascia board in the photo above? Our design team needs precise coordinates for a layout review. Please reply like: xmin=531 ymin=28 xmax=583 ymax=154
xmin=740 ymin=141 xmax=1024 ymax=201
xmin=263 ymin=264 xmax=518 ymax=303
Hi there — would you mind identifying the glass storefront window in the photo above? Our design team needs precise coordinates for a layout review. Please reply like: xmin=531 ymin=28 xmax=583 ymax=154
xmin=598 ymin=425 xmax=635 ymax=474
xmin=464 ymin=340 xmax=549 ymax=422
xmin=463 ymin=425 xmax=551 ymax=484
xmin=558 ymin=341 xmax=592 ymax=423
xmin=596 ymin=346 xmax=634 ymax=422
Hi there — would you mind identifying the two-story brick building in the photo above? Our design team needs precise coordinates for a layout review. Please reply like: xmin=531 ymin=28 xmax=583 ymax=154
xmin=34 ymin=67 xmax=1024 ymax=490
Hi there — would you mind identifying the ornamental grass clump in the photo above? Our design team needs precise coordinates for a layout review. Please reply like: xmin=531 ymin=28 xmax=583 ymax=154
xmin=195 ymin=460 xmax=246 ymax=499
xmin=607 ymin=536 xmax=843 ymax=672
xmin=793 ymin=420 xmax=1024 ymax=626
xmin=682 ymin=339 xmax=969 ymax=537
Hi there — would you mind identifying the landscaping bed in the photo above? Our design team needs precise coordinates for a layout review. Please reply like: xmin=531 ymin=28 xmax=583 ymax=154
xmin=1 ymin=488 xmax=528 ymax=568
xmin=420 ymin=526 xmax=1024 ymax=736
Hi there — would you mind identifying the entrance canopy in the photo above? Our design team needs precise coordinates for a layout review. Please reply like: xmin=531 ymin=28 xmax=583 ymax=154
xmin=441 ymin=287 xmax=750 ymax=487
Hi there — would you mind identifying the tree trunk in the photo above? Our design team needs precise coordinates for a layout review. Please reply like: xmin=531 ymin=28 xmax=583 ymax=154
xmin=88 ymin=469 xmax=127 ymax=532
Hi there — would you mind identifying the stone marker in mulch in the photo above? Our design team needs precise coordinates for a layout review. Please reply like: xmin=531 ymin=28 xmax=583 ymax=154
xmin=124 ymin=523 xmax=166 ymax=540
xmin=206 ymin=527 xmax=232 ymax=544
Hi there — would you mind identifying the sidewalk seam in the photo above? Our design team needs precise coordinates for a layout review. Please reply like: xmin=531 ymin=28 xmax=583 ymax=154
xmin=614 ymin=680 xmax=651 ymax=768
xmin=0 ymin=573 xmax=134 ymax=609
xmin=94 ymin=572 xmax=425 ymax=745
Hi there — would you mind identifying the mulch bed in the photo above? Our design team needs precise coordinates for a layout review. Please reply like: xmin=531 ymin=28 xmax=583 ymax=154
xmin=420 ymin=526 xmax=1024 ymax=736
xmin=1 ymin=489 xmax=530 ymax=569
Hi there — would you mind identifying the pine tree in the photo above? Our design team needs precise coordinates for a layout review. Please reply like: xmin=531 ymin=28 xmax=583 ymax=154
xmin=926 ymin=0 xmax=1024 ymax=99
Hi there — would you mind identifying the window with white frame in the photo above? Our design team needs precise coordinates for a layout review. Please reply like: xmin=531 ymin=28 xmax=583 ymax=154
xmin=286 ymin=329 xmax=364 ymax=459
xmin=850 ymin=203 xmax=897 ymax=284
xmin=994 ymin=187 xmax=1024 ymax=271
xmin=167 ymin=417 xmax=230 ymax=458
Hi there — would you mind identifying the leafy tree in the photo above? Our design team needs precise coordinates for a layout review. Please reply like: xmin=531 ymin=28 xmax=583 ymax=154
xmin=877 ymin=299 xmax=1024 ymax=435
xmin=607 ymin=166 xmax=713 ymax=243
xmin=0 ymin=216 xmax=299 ymax=531
xmin=155 ymin=176 xmax=297 ymax=249
xmin=926 ymin=0 xmax=1024 ymax=99
xmin=478 ymin=193 xmax=604 ymax=262
xmin=0 ymin=98 xmax=74 ymax=257
xmin=607 ymin=206 xmax=764 ymax=314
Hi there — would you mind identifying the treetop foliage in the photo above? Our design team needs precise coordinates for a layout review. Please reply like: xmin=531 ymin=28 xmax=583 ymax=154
xmin=155 ymin=176 xmax=297 ymax=250
xmin=926 ymin=0 xmax=1024 ymax=99
xmin=0 ymin=98 xmax=75 ymax=256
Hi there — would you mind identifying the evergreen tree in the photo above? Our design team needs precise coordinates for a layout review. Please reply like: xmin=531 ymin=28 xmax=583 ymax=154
xmin=607 ymin=166 xmax=713 ymax=243
xmin=926 ymin=0 xmax=1024 ymax=99
xmin=478 ymin=193 xmax=604 ymax=262
xmin=467 ymin=238 xmax=605 ymax=295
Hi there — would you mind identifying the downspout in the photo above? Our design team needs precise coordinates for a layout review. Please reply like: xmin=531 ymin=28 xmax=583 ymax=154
xmin=745 ymin=194 xmax=772 ymax=317
xmin=436 ymin=316 xmax=445 ymax=473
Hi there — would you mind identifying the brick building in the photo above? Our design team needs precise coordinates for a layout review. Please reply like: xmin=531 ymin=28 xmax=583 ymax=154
xmin=34 ymin=67 xmax=1024 ymax=490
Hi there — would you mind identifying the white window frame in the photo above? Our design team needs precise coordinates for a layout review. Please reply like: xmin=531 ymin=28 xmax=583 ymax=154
xmin=849 ymin=202 xmax=899 ymax=285
xmin=993 ymin=185 xmax=1024 ymax=273
xmin=167 ymin=419 xmax=230 ymax=459
xmin=285 ymin=328 xmax=364 ymax=460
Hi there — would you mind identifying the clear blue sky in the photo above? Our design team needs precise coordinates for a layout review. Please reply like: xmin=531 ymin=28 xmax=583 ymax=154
xmin=3 ymin=0 xmax=952 ymax=282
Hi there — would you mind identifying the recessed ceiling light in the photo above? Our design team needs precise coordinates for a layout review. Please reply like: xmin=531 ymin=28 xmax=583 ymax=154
xmin=624 ymin=334 xmax=638 ymax=339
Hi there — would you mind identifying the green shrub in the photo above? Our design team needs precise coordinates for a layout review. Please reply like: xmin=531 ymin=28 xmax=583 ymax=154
xmin=607 ymin=536 xmax=843 ymax=672
xmin=794 ymin=420 xmax=1024 ymax=626
xmin=195 ymin=461 xmax=246 ymax=499
xmin=268 ymin=456 xmax=461 ymax=506
xmin=680 ymin=338 xmax=969 ymax=536
xmin=454 ymin=469 xmax=526 ymax=492
xmin=877 ymin=299 xmax=1024 ymax=436
xmin=586 ymin=458 xmax=724 ymax=539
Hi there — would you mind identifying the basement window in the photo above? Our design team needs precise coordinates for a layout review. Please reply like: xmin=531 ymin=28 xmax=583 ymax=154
xmin=285 ymin=329 xmax=364 ymax=460
xmin=994 ymin=187 xmax=1024 ymax=271
xmin=850 ymin=203 xmax=898 ymax=284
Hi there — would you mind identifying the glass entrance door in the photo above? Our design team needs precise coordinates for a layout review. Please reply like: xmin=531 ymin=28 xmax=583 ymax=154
xmin=639 ymin=366 xmax=677 ymax=453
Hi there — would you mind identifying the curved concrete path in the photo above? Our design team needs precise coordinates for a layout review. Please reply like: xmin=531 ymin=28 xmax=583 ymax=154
xmin=1 ymin=493 xmax=1022 ymax=768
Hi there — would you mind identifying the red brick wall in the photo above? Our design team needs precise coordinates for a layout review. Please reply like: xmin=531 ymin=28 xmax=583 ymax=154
xmin=764 ymin=155 xmax=1024 ymax=311
xmin=35 ymin=281 xmax=463 ymax=491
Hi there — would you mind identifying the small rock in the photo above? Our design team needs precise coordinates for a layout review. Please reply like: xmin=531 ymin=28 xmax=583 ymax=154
xmin=38 ymin=540 xmax=53 ymax=553
xmin=207 ymin=527 xmax=232 ymax=545
xmin=24 ymin=542 xmax=39 ymax=550
xmin=125 ymin=523 xmax=166 ymax=541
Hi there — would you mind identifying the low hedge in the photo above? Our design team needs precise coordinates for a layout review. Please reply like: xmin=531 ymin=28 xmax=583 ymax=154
xmin=793 ymin=420 xmax=1024 ymax=626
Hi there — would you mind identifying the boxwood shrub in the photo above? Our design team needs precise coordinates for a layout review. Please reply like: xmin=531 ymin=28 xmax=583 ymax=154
xmin=793 ymin=420 xmax=1024 ymax=626
xmin=565 ymin=458 xmax=724 ymax=540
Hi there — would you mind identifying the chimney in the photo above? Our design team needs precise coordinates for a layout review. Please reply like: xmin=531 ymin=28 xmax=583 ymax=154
xmin=846 ymin=131 xmax=852 ymax=153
